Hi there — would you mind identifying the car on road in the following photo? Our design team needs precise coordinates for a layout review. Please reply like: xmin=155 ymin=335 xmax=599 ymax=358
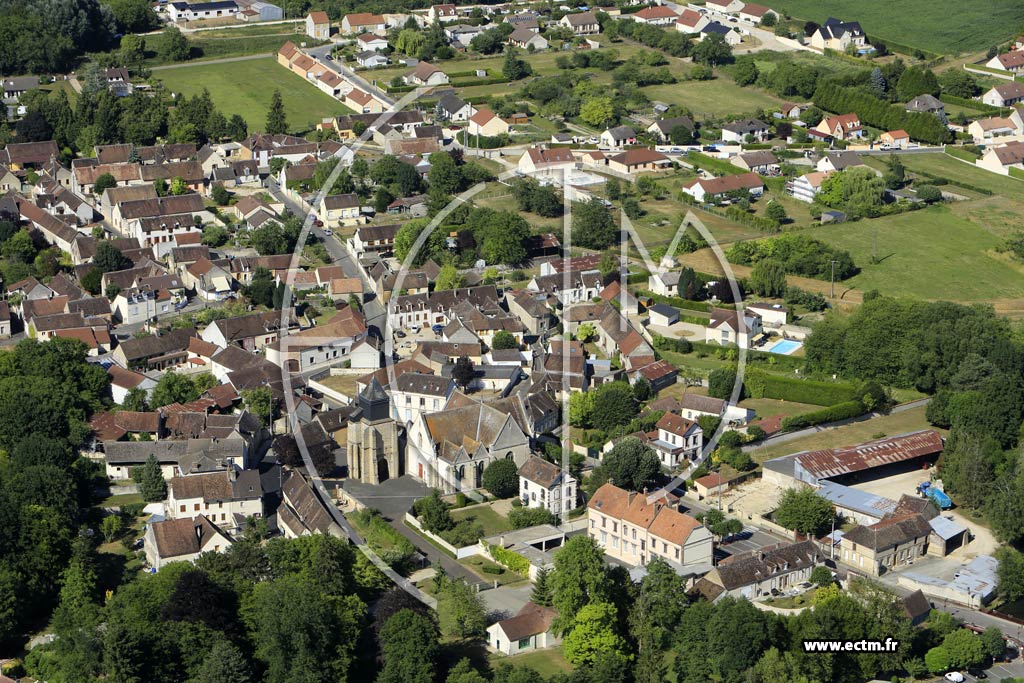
xmin=944 ymin=672 xmax=965 ymax=682
xmin=431 ymin=324 xmax=444 ymax=335
xmin=323 ymin=228 xmax=333 ymax=236
xmin=325 ymin=54 xmax=333 ymax=60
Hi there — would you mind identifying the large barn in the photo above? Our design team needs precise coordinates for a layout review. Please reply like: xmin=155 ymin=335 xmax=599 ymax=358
xmin=762 ymin=430 xmax=944 ymax=488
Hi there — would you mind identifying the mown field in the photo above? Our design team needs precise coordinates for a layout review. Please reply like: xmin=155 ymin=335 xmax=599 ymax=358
xmin=758 ymin=0 xmax=1021 ymax=54
xmin=155 ymin=56 xmax=352 ymax=131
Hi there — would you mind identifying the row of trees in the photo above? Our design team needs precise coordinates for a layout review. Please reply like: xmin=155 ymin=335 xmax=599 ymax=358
xmin=727 ymin=233 xmax=858 ymax=281
xmin=812 ymin=82 xmax=952 ymax=145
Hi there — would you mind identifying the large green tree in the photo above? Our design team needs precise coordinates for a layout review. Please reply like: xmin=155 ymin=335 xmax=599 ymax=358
xmin=602 ymin=437 xmax=661 ymax=491
xmin=774 ymin=486 xmax=834 ymax=536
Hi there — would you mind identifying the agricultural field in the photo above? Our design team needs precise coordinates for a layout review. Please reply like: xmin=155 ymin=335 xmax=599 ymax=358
xmin=802 ymin=204 xmax=1024 ymax=301
xmin=155 ymin=56 xmax=352 ymax=131
xmin=759 ymin=0 xmax=1021 ymax=55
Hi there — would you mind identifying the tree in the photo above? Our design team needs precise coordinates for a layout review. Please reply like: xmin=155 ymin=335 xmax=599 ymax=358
xmin=940 ymin=69 xmax=979 ymax=98
xmin=733 ymin=58 xmax=759 ymax=86
xmin=437 ymin=578 xmax=486 ymax=639
xmin=940 ymin=628 xmax=985 ymax=670
xmin=211 ymin=185 xmax=230 ymax=206
xmin=94 ymin=172 xmax=117 ymax=195
xmin=194 ymin=640 xmax=253 ymax=683
xmin=916 ymin=184 xmax=942 ymax=203
xmin=378 ymin=609 xmax=439 ymax=683
xmin=980 ymin=626 xmax=1004 ymax=661
xmin=632 ymin=377 xmax=653 ymax=402
xmin=413 ymin=489 xmax=454 ymax=533
xmin=996 ymin=546 xmax=1024 ymax=601
xmin=870 ymin=67 xmax=887 ymax=97
xmin=562 ymin=602 xmax=629 ymax=666
xmin=151 ymin=370 xmax=205 ymax=407
xmin=244 ymin=573 xmax=363 ymax=683
xmin=265 ymin=90 xmax=287 ymax=135
xmin=573 ymin=198 xmax=617 ymax=250
xmin=774 ymin=486 xmax=834 ymax=535
xmin=750 ymin=258 xmax=787 ymax=297
xmin=490 ymin=330 xmax=518 ymax=350
xmin=227 ymin=114 xmax=248 ymax=140
xmin=580 ymin=96 xmax=615 ymax=128
xmin=569 ymin=390 xmax=595 ymax=428
xmin=603 ymin=437 xmax=661 ymax=491
xmin=101 ymin=514 xmax=124 ymax=541
xmin=123 ymin=386 xmax=148 ymax=412
xmin=590 ymin=382 xmax=638 ymax=431
xmin=452 ymin=356 xmax=475 ymax=391
xmin=446 ymin=658 xmax=486 ymax=683
xmin=138 ymin=454 xmax=167 ymax=501
xmin=531 ymin=567 xmax=553 ymax=607
xmin=692 ymin=33 xmax=732 ymax=66
xmin=550 ymin=535 xmax=612 ymax=633
xmin=764 ymin=201 xmax=787 ymax=224
xmin=481 ymin=459 xmax=519 ymax=498
xmin=160 ymin=26 xmax=189 ymax=61
xmin=241 ymin=387 xmax=273 ymax=427
xmin=428 ymin=151 xmax=462 ymax=195
xmin=810 ymin=565 xmax=834 ymax=587
xmin=3 ymin=230 xmax=35 ymax=264
xmin=94 ymin=241 xmax=130 ymax=273
xmin=502 ymin=46 xmax=531 ymax=80
xmin=707 ymin=367 xmax=739 ymax=400
xmin=202 ymin=223 xmax=229 ymax=247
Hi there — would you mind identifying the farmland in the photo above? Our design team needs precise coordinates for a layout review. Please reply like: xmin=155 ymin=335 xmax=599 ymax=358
xmin=155 ymin=56 xmax=352 ymax=131
xmin=759 ymin=0 xmax=1022 ymax=55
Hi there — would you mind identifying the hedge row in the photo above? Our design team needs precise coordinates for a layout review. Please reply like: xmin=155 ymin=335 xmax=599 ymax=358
xmin=652 ymin=334 xmax=693 ymax=354
xmin=451 ymin=77 xmax=512 ymax=88
xmin=744 ymin=369 xmax=858 ymax=406
xmin=939 ymin=94 xmax=1001 ymax=115
xmin=725 ymin=206 xmax=781 ymax=232
xmin=915 ymin=161 xmax=995 ymax=196
xmin=636 ymin=289 xmax=731 ymax=313
xmin=487 ymin=542 xmax=530 ymax=576
xmin=813 ymin=82 xmax=952 ymax=145
xmin=689 ymin=341 xmax=806 ymax=372
xmin=626 ymin=272 xmax=650 ymax=285
xmin=781 ymin=400 xmax=866 ymax=431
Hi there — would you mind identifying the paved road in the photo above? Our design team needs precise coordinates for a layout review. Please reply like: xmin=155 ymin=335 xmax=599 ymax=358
xmin=742 ymin=398 xmax=932 ymax=453
xmin=306 ymin=44 xmax=396 ymax=107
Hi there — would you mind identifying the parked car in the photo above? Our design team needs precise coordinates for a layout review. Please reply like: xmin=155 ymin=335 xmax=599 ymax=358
xmin=323 ymin=228 xmax=333 ymax=236
xmin=431 ymin=324 xmax=444 ymax=334
xmin=410 ymin=325 xmax=421 ymax=333
xmin=944 ymin=673 xmax=964 ymax=682
xmin=967 ymin=668 xmax=988 ymax=679
xmin=395 ymin=330 xmax=406 ymax=338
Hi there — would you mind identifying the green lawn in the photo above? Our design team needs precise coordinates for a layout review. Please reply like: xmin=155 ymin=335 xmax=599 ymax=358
xmin=897 ymin=153 xmax=1024 ymax=197
xmin=459 ymin=555 xmax=528 ymax=586
xmin=488 ymin=647 xmax=573 ymax=677
xmin=450 ymin=504 xmax=513 ymax=537
xmin=802 ymin=205 xmax=1024 ymax=301
xmin=758 ymin=0 xmax=1022 ymax=54
xmin=739 ymin=397 xmax=822 ymax=419
xmin=747 ymin=405 xmax=942 ymax=462
xmin=155 ymin=56 xmax=351 ymax=131
xmin=641 ymin=77 xmax=784 ymax=118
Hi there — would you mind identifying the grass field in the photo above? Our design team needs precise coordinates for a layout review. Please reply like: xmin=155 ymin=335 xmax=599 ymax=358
xmin=758 ymin=0 xmax=1021 ymax=54
xmin=143 ymin=26 xmax=321 ymax=66
xmin=803 ymin=204 xmax=1024 ymax=301
xmin=739 ymin=397 xmax=822 ymax=419
xmin=488 ymin=648 xmax=572 ymax=677
xmin=155 ymin=56 xmax=351 ymax=131
xmin=641 ymin=76 xmax=784 ymax=118
xmin=898 ymin=153 xmax=1024 ymax=196
xmin=748 ymin=405 xmax=939 ymax=462
xmin=450 ymin=503 xmax=513 ymax=537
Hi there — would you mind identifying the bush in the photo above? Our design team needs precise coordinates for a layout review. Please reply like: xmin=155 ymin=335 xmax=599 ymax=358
xmin=708 ymin=368 xmax=740 ymax=400
xmin=353 ymin=508 xmax=417 ymax=568
xmin=780 ymin=400 xmax=866 ymax=431
xmin=481 ymin=565 xmax=504 ymax=575
xmin=482 ymin=459 xmax=519 ymax=498
xmin=487 ymin=542 xmax=531 ymax=576
xmin=509 ymin=506 xmax=558 ymax=529
xmin=743 ymin=370 xmax=858 ymax=406
xmin=652 ymin=334 xmax=692 ymax=354
xmin=441 ymin=519 xmax=485 ymax=547
xmin=746 ymin=424 xmax=766 ymax=442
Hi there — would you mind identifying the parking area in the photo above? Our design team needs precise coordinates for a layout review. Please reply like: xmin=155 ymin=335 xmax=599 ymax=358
xmin=715 ymin=476 xmax=787 ymax=520
xmin=392 ymin=325 xmax=444 ymax=359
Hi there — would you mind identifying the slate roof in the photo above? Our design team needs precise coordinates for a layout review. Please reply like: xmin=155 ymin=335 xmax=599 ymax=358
xmin=495 ymin=602 xmax=558 ymax=640
xmin=843 ymin=513 xmax=933 ymax=551
xmin=518 ymin=454 xmax=564 ymax=488
xmin=151 ymin=515 xmax=225 ymax=559
xmin=713 ymin=540 xmax=819 ymax=589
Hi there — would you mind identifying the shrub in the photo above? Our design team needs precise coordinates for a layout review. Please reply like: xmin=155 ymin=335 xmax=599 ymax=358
xmin=487 ymin=542 xmax=531 ymax=576
xmin=743 ymin=370 xmax=858 ymax=406
xmin=482 ymin=459 xmax=519 ymax=498
xmin=509 ymin=506 xmax=558 ymax=529
xmin=441 ymin=519 xmax=485 ymax=547
xmin=780 ymin=400 xmax=866 ymax=431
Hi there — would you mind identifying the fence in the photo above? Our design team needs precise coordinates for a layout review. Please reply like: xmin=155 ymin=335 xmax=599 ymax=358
xmin=404 ymin=513 xmax=481 ymax=560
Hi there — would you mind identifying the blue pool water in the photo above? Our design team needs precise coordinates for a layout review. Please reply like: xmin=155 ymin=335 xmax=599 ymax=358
xmin=766 ymin=339 xmax=802 ymax=355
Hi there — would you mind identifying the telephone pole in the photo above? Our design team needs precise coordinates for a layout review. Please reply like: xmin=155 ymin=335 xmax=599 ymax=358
xmin=830 ymin=259 xmax=838 ymax=299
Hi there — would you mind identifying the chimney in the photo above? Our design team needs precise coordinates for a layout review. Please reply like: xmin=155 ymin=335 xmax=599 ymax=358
xmin=757 ymin=550 xmax=765 ymax=562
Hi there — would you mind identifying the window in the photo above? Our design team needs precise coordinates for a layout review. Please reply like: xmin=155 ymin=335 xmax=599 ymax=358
xmin=612 ymin=522 xmax=617 ymax=533
xmin=612 ymin=537 xmax=619 ymax=549
xmin=179 ymin=505 xmax=186 ymax=513
xmin=518 ymin=638 xmax=531 ymax=650
xmin=590 ymin=519 xmax=595 ymax=529
xmin=194 ymin=503 xmax=200 ymax=511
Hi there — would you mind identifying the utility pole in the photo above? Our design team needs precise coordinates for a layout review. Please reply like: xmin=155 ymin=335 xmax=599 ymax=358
xmin=873 ymin=228 xmax=877 ymax=264
xmin=829 ymin=259 xmax=838 ymax=299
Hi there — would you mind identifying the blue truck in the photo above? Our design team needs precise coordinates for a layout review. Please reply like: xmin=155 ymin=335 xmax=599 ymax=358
xmin=918 ymin=482 xmax=952 ymax=510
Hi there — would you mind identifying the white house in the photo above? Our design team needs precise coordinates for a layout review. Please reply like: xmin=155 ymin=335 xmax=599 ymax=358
xmin=167 ymin=469 xmax=263 ymax=531
xmin=986 ymin=49 xmax=1024 ymax=75
xmin=977 ymin=140 xmax=1024 ymax=175
xmin=738 ymin=3 xmax=778 ymax=23
xmin=809 ymin=18 xmax=867 ymax=52
xmin=318 ymin=193 xmax=362 ymax=226
xmin=519 ymin=455 xmax=577 ymax=515
xmin=468 ymin=108 xmax=509 ymax=137
xmin=745 ymin=302 xmax=788 ymax=331
xmin=341 ymin=12 xmax=386 ymax=35
xmin=509 ymin=27 xmax=548 ymax=50
xmin=705 ymin=307 xmax=763 ymax=347
xmin=648 ymin=271 xmax=680 ymax=296
xmin=705 ymin=0 xmax=744 ymax=13
xmin=675 ymin=9 xmax=709 ymax=33
xmin=649 ymin=412 xmax=702 ymax=468
xmin=356 ymin=33 xmax=389 ymax=51
xmin=648 ymin=303 xmax=679 ymax=328
xmin=404 ymin=61 xmax=450 ymax=86
xmin=436 ymin=92 xmax=475 ymax=121
xmin=632 ymin=5 xmax=677 ymax=25
xmin=517 ymin=146 xmax=576 ymax=176
xmin=681 ymin=172 xmax=764 ymax=202
xmin=388 ymin=372 xmax=454 ymax=427
xmin=306 ymin=11 xmax=330 ymax=39
xmin=721 ymin=118 xmax=769 ymax=143
xmin=983 ymin=81 xmax=1024 ymax=108
xmin=487 ymin=603 xmax=560 ymax=656
xmin=144 ymin=515 xmax=232 ymax=570
xmin=560 ymin=10 xmax=600 ymax=35
xmin=355 ymin=51 xmax=388 ymax=68
xmin=600 ymin=125 xmax=636 ymax=148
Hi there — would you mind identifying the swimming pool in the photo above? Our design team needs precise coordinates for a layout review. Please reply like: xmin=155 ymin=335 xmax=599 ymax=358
xmin=765 ymin=339 xmax=802 ymax=355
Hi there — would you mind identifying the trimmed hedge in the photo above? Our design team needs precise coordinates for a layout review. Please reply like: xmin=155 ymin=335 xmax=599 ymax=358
xmin=452 ymin=76 xmax=512 ymax=88
xmin=725 ymin=206 xmax=781 ymax=232
xmin=813 ymin=82 xmax=952 ymax=145
xmin=780 ymin=400 xmax=865 ymax=431
xmin=939 ymin=94 xmax=1001 ymax=115
xmin=652 ymin=334 xmax=693 ymax=354
xmin=636 ymin=289 xmax=727 ymax=313
xmin=744 ymin=369 xmax=858 ymax=406
xmin=487 ymin=542 xmax=530 ymax=576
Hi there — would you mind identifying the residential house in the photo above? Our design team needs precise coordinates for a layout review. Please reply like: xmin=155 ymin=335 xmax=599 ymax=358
xmin=518 ymin=146 xmax=576 ymax=176
xmin=731 ymin=150 xmax=780 ymax=173
xmin=519 ymin=455 xmax=577 ymax=514
xmin=318 ymin=193 xmax=362 ymax=226
xmin=527 ymin=270 xmax=603 ymax=306
xmin=436 ymin=92 xmax=475 ymax=121
xmin=201 ymin=310 xmax=286 ymax=351
xmin=647 ymin=115 xmax=696 ymax=141
xmin=968 ymin=110 xmax=1024 ymax=143
xmin=779 ymin=102 xmax=809 ymax=119
xmin=675 ymin=9 xmax=710 ymax=33
xmin=509 ymin=27 xmax=549 ymax=50
xmin=505 ymin=13 xmax=540 ymax=31
xmin=111 ymin=285 xmax=174 ymax=325
xmin=403 ymin=61 xmax=450 ymax=86
xmin=167 ymin=469 xmax=263 ymax=531
xmin=809 ymin=18 xmax=867 ymax=52
xmin=487 ymin=603 xmax=560 ymax=656
xmin=0 ymin=140 xmax=59 ymax=170
xmin=681 ymin=172 xmax=764 ymax=202
xmin=429 ymin=3 xmax=458 ymax=22
xmin=144 ymin=515 xmax=232 ymax=570
xmin=738 ymin=3 xmax=777 ymax=23
xmin=986 ymin=49 xmax=1024 ymax=75
xmin=386 ymin=194 xmax=429 ymax=216
xmin=607 ymin=148 xmax=671 ymax=174
xmin=977 ymin=140 xmax=1024 ymax=175
xmin=107 ymin=364 xmax=157 ymax=404
xmin=468 ymin=108 xmax=510 ymax=137
xmin=111 ymin=327 xmax=195 ymax=370
xmin=700 ymin=21 xmax=741 ymax=46
xmin=507 ymin=289 xmax=555 ymax=337
xmin=264 ymin=307 xmax=367 ymax=372
xmin=355 ymin=50 xmax=388 ymax=68
xmin=814 ymin=113 xmax=864 ymax=140
xmin=649 ymin=412 xmax=702 ymax=468
xmin=983 ymin=81 xmax=1024 ymax=107
xmin=342 ymin=12 xmax=386 ymax=35
xmin=587 ymin=483 xmax=714 ymax=568
xmin=721 ymin=118 xmax=770 ymax=143
xmin=2 ymin=76 xmax=40 ymax=103
xmin=816 ymin=150 xmax=864 ymax=173
xmin=840 ymin=513 xmax=934 ymax=576
xmin=0 ymin=302 xmax=10 ymax=339
xmin=705 ymin=307 xmax=763 ymax=347
xmin=351 ymin=222 xmax=400 ymax=255
xmin=167 ymin=0 xmax=239 ymax=22
xmin=184 ymin=258 xmax=234 ymax=301
xmin=277 ymin=468 xmax=343 ymax=538
xmin=697 ymin=540 xmax=820 ymax=600
xmin=632 ymin=5 xmax=678 ymax=25
xmin=306 ymin=11 xmax=330 ymax=39
xmin=600 ymin=125 xmax=637 ymax=148
xmin=904 ymin=93 xmax=945 ymax=117
xmin=356 ymin=33 xmax=389 ymax=52
xmin=560 ymin=11 xmax=600 ymax=35
xmin=648 ymin=271 xmax=681 ymax=296
xmin=879 ymin=129 xmax=911 ymax=149
xmin=745 ymin=302 xmax=788 ymax=330
xmin=648 ymin=302 xmax=678 ymax=327
xmin=705 ymin=0 xmax=744 ymax=13
xmin=444 ymin=23 xmax=484 ymax=47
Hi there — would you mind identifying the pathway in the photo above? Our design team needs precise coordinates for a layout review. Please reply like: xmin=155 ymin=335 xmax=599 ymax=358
xmin=151 ymin=53 xmax=274 ymax=70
